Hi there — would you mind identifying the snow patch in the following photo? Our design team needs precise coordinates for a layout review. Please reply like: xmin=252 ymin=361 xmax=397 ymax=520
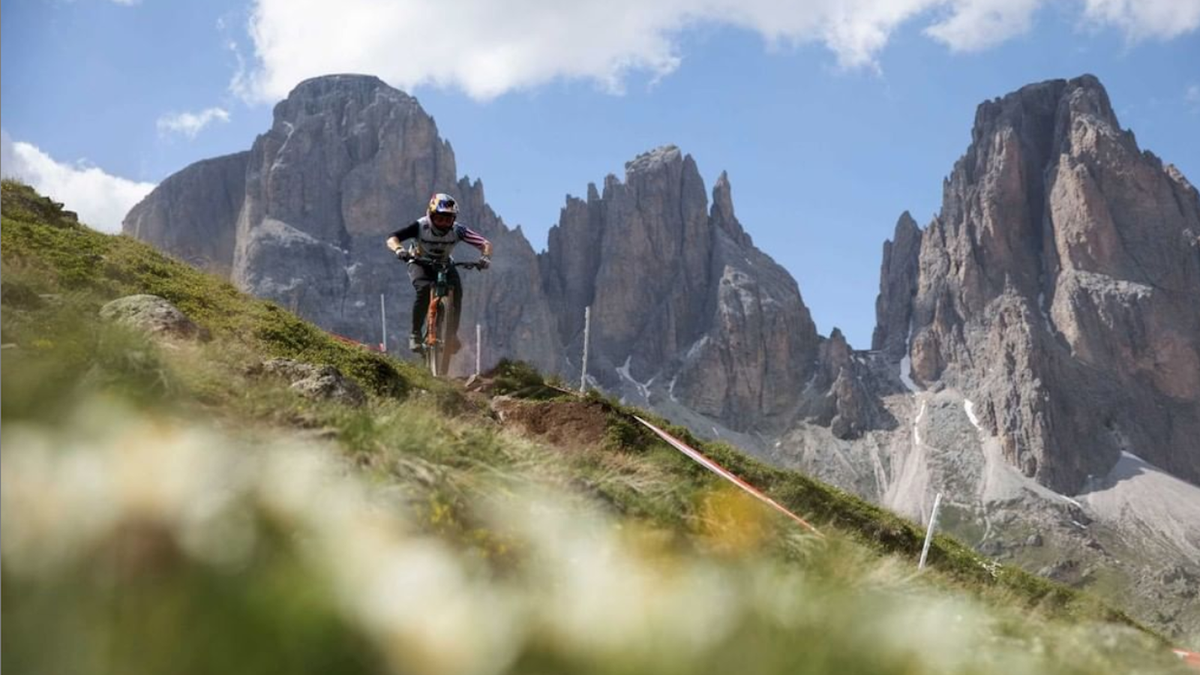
xmin=1121 ymin=451 xmax=1146 ymax=464
xmin=256 ymin=217 xmax=323 ymax=247
xmin=912 ymin=400 xmax=926 ymax=447
xmin=685 ymin=336 xmax=709 ymax=360
xmin=1037 ymin=292 xmax=1054 ymax=334
xmin=616 ymin=356 xmax=651 ymax=401
xmin=270 ymin=120 xmax=296 ymax=173
xmin=258 ymin=275 xmax=307 ymax=295
xmin=899 ymin=355 xmax=919 ymax=393
xmin=668 ymin=375 xmax=679 ymax=402
xmin=964 ymin=399 xmax=982 ymax=431
xmin=899 ymin=319 xmax=920 ymax=393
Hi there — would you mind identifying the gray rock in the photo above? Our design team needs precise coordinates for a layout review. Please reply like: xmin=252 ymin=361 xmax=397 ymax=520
xmin=123 ymin=152 xmax=248 ymax=277
xmin=99 ymin=295 xmax=205 ymax=341
xmin=871 ymin=212 xmax=922 ymax=361
xmin=1026 ymin=533 xmax=1043 ymax=547
xmin=878 ymin=75 xmax=1200 ymax=492
xmin=261 ymin=358 xmax=365 ymax=407
xmin=542 ymin=149 xmax=822 ymax=433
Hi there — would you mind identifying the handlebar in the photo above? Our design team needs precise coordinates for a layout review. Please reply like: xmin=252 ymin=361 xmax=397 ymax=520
xmin=406 ymin=254 xmax=484 ymax=270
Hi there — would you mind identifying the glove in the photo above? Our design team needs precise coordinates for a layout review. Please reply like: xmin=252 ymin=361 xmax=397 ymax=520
xmin=477 ymin=255 xmax=491 ymax=270
xmin=395 ymin=248 xmax=412 ymax=262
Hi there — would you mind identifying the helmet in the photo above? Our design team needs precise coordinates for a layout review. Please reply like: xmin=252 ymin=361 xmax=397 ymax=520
xmin=427 ymin=193 xmax=458 ymax=231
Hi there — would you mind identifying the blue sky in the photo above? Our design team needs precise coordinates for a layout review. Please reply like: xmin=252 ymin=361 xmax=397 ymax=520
xmin=3 ymin=0 xmax=1198 ymax=347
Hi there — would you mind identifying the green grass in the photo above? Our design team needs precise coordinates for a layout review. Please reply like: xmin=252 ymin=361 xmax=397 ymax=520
xmin=1 ymin=179 xmax=413 ymax=400
xmin=1 ymin=182 xmax=1186 ymax=674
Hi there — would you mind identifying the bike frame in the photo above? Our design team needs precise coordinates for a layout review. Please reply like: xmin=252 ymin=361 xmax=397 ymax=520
xmin=413 ymin=256 xmax=480 ymax=377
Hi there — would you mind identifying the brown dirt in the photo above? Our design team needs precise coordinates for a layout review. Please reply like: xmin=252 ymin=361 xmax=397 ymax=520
xmin=492 ymin=397 xmax=611 ymax=449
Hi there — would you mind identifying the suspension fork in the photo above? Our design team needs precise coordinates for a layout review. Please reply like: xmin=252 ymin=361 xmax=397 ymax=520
xmin=424 ymin=277 xmax=455 ymax=347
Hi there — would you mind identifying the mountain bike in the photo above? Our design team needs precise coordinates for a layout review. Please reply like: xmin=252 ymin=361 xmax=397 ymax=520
xmin=411 ymin=256 xmax=483 ymax=377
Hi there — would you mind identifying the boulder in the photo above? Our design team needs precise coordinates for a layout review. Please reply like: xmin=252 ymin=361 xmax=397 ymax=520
xmin=261 ymin=358 xmax=366 ymax=407
xmin=99 ymin=295 xmax=206 ymax=341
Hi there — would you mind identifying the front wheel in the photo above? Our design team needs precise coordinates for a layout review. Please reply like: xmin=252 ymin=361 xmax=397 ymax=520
xmin=425 ymin=297 xmax=451 ymax=377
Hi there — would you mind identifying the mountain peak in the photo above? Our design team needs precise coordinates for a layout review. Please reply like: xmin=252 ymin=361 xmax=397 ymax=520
xmin=275 ymin=74 xmax=417 ymax=124
xmin=288 ymin=73 xmax=393 ymax=97
xmin=899 ymin=73 xmax=1200 ymax=493
xmin=624 ymin=145 xmax=683 ymax=176
xmin=710 ymin=170 xmax=752 ymax=247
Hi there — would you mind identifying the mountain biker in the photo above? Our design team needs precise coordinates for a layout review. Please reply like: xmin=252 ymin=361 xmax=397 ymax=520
xmin=386 ymin=193 xmax=492 ymax=354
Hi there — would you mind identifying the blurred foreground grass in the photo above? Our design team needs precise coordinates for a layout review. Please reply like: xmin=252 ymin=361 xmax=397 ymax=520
xmin=2 ymin=180 xmax=1191 ymax=673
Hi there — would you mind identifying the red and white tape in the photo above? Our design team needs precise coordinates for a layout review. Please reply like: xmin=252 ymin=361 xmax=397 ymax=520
xmin=1175 ymin=648 xmax=1200 ymax=668
xmin=328 ymin=332 xmax=385 ymax=352
xmin=632 ymin=415 xmax=821 ymax=537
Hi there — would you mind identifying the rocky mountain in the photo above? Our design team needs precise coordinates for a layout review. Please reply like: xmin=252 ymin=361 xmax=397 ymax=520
xmin=874 ymin=74 xmax=1200 ymax=494
xmin=776 ymin=75 xmax=1200 ymax=639
xmin=871 ymin=212 xmax=922 ymax=362
xmin=124 ymin=151 xmax=248 ymax=277
xmin=540 ymin=147 xmax=824 ymax=434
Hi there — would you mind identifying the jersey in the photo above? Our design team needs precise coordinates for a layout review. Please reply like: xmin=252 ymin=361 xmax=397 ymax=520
xmin=389 ymin=216 xmax=489 ymax=260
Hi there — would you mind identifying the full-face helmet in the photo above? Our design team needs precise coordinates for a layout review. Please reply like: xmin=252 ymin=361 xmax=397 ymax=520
xmin=427 ymin=193 xmax=458 ymax=232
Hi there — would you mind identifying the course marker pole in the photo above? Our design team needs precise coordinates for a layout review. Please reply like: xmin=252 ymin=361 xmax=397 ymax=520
xmin=380 ymin=294 xmax=387 ymax=353
xmin=918 ymin=492 xmax=943 ymax=570
xmin=580 ymin=306 xmax=591 ymax=393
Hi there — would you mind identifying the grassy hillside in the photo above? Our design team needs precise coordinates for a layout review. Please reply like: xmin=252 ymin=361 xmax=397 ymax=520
xmin=2 ymin=181 xmax=1191 ymax=674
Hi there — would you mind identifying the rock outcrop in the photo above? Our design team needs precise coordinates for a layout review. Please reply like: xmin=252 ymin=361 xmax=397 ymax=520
xmin=871 ymin=212 xmax=922 ymax=361
xmin=875 ymin=75 xmax=1200 ymax=493
xmin=99 ymin=294 xmax=206 ymax=341
xmin=540 ymin=148 xmax=823 ymax=433
xmin=124 ymin=152 xmax=247 ymax=277
xmin=260 ymin=358 xmax=366 ymax=406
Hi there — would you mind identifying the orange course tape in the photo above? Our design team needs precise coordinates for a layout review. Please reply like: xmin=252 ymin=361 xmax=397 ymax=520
xmin=632 ymin=415 xmax=822 ymax=537
xmin=328 ymin=332 xmax=384 ymax=352
xmin=1175 ymin=649 xmax=1200 ymax=669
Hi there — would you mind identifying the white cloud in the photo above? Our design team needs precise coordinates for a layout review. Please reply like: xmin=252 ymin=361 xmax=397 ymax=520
xmin=1080 ymin=0 xmax=1200 ymax=41
xmin=924 ymin=0 xmax=1043 ymax=51
xmin=156 ymin=107 xmax=231 ymax=139
xmin=230 ymin=0 xmax=944 ymax=102
xmin=230 ymin=0 xmax=1200 ymax=103
xmin=1 ymin=130 xmax=155 ymax=234
xmin=1187 ymin=84 xmax=1200 ymax=113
